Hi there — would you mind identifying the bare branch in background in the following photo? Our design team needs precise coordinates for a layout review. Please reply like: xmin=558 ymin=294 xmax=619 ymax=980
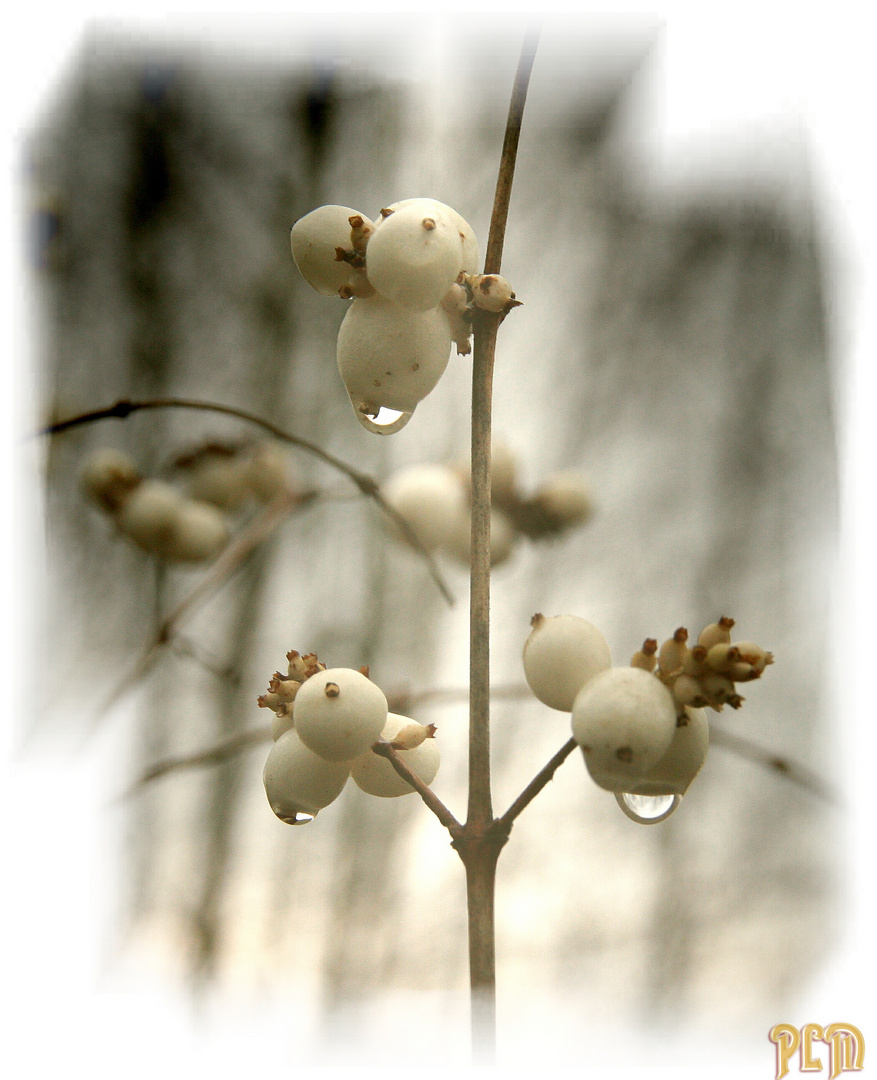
xmin=42 ymin=396 xmax=455 ymax=605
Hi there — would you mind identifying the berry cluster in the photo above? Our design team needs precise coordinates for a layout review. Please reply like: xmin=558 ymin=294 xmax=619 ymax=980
xmin=81 ymin=440 xmax=290 ymax=563
xmin=82 ymin=447 xmax=229 ymax=563
xmin=258 ymin=651 xmax=439 ymax=823
xmin=381 ymin=444 xmax=593 ymax=569
xmin=290 ymin=199 xmax=518 ymax=434
xmin=523 ymin=612 xmax=772 ymax=817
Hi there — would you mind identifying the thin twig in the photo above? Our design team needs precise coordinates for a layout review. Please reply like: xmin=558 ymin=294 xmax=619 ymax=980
xmin=123 ymin=727 xmax=271 ymax=796
xmin=371 ymin=740 xmax=463 ymax=834
xmin=494 ymin=737 xmax=579 ymax=834
xmin=483 ymin=28 xmax=540 ymax=277
xmin=709 ymin=724 xmax=836 ymax=803
xmin=41 ymin=396 xmax=454 ymax=605
xmin=467 ymin=28 xmax=540 ymax=830
xmin=464 ymin=29 xmax=540 ymax=1064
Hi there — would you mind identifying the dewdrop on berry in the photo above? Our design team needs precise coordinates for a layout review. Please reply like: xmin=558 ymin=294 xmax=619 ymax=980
xmin=349 ymin=714 xmax=440 ymax=798
xmin=366 ymin=199 xmax=464 ymax=311
xmin=293 ymin=667 xmax=388 ymax=762
xmin=263 ymin=729 xmax=351 ymax=824
xmin=290 ymin=205 xmax=373 ymax=296
xmin=336 ymin=294 xmax=452 ymax=433
xmin=382 ymin=463 xmax=468 ymax=552
xmin=523 ymin=613 xmax=612 ymax=713
xmin=571 ymin=666 xmax=677 ymax=792
xmin=379 ymin=198 xmax=479 ymax=277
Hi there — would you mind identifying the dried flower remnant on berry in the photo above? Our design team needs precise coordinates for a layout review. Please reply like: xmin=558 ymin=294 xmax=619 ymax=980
xmin=637 ymin=617 xmax=773 ymax=719
xmin=630 ymin=638 xmax=658 ymax=672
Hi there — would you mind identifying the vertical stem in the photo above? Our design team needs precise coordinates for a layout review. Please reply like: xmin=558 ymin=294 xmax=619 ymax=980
xmin=465 ymin=27 xmax=540 ymax=1063
xmin=464 ymin=841 xmax=501 ymax=1063
xmin=467 ymin=310 xmax=499 ymax=829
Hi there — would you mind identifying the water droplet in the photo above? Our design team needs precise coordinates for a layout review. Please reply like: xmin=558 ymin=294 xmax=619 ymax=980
xmin=278 ymin=811 xmax=315 ymax=825
xmin=615 ymin=791 xmax=680 ymax=824
xmin=354 ymin=403 xmax=413 ymax=434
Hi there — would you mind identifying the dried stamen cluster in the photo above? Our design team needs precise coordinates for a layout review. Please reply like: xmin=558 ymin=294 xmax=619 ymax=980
xmin=631 ymin=617 xmax=774 ymax=718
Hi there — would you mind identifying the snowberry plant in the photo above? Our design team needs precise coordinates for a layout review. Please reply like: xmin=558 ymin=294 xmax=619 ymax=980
xmin=42 ymin=31 xmax=787 ymax=1067
xmin=263 ymin=34 xmax=776 ymax=1063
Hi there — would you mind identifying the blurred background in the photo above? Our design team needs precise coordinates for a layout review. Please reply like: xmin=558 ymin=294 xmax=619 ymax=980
xmin=5 ymin=7 xmax=873 ymax=1077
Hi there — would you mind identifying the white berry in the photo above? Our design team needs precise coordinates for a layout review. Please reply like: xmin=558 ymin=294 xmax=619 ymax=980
xmin=162 ymin=498 xmax=229 ymax=562
xmin=81 ymin=448 xmax=141 ymax=513
xmin=380 ymin=198 xmax=479 ymax=276
xmin=349 ymin=713 xmax=440 ymax=797
xmin=382 ymin=463 xmax=468 ymax=552
xmin=293 ymin=667 xmax=388 ymax=762
xmin=468 ymin=273 xmax=518 ymax=313
xmin=263 ymin=729 xmax=350 ymax=822
xmin=290 ymin=205 xmax=372 ymax=296
xmin=367 ymin=200 xmax=464 ymax=311
xmin=115 ymin=480 xmax=185 ymax=554
xmin=336 ymin=294 xmax=452 ymax=421
xmin=523 ymin=613 xmax=612 ymax=712
xmin=624 ymin=707 xmax=710 ymax=797
xmin=441 ymin=505 xmax=517 ymax=569
xmin=571 ymin=667 xmax=677 ymax=792
xmin=530 ymin=471 xmax=593 ymax=529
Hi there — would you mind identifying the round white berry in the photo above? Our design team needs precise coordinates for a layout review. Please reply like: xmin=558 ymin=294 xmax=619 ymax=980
xmin=380 ymin=198 xmax=479 ymax=276
xmin=290 ymin=205 xmax=372 ymax=296
xmin=366 ymin=200 xmax=464 ymax=311
xmin=245 ymin=443 xmax=289 ymax=503
xmin=624 ymin=707 xmax=710 ymax=797
xmin=349 ymin=713 xmax=440 ymax=798
xmin=571 ymin=667 xmax=677 ymax=792
xmin=293 ymin=667 xmax=388 ymax=762
xmin=115 ymin=480 xmax=185 ymax=555
xmin=523 ymin=613 xmax=612 ymax=712
xmin=263 ymin=728 xmax=350 ymax=822
xmin=442 ymin=506 xmax=518 ymax=569
xmin=469 ymin=273 xmax=517 ymax=312
xmin=382 ymin=463 xmax=468 ymax=551
xmin=336 ymin=294 xmax=452 ymax=417
xmin=185 ymin=453 xmax=253 ymax=511
xmin=162 ymin=498 xmax=229 ymax=562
